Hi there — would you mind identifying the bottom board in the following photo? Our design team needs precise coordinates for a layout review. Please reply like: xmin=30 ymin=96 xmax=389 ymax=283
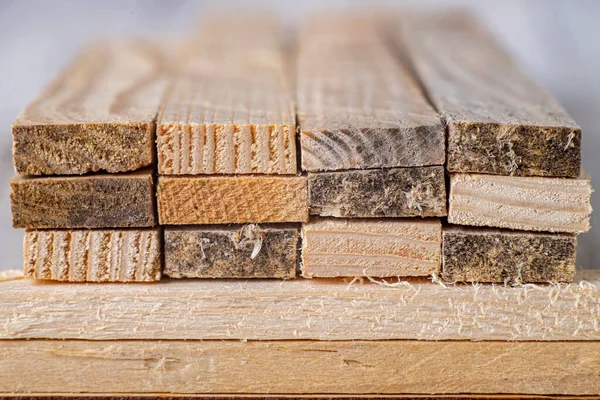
xmin=0 ymin=340 xmax=598 ymax=395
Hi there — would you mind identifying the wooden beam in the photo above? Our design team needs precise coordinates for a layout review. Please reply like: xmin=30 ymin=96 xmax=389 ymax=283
xmin=301 ymin=218 xmax=441 ymax=278
xmin=1 ymin=270 xmax=598 ymax=341
xmin=164 ymin=224 xmax=298 ymax=279
xmin=296 ymin=18 xmax=444 ymax=172
xmin=308 ymin=167 xmax=446 ymax=218
xmin=23 ymin=229 xmax=161 ymax=282
xmin=157 ymin=176 xmax=308 ymax=224
xmin=12 ymin=41 xmax=167 ymax=176
xmin=10 ymin=169 xmax=156 ymax=229
xmin=395 ymin=12 xmax=581 ymax=177
xmin=448 ymin=173 xmax=593 ymax=233
xmin=442 ymin=226 xmax=576 ymax=283
xmin=1 ymin=340 xmax=599 ymax=395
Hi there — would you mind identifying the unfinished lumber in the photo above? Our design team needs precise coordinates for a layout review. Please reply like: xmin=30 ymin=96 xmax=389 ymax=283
xmin=301 ymin=218 xmax=441 ymax=278
xmin=164 ymin=224 xmax=298 ymax=279
xmin=12 ymin=41 xmax=167 ymax=176
xmin=296 ymin=19 xmax=444 ymax=172
xmin=1 ymin=270 xmax=599 ymax=341
xmin=23 ymin=229 xmax=161 ymax=282
xmin=10 ymin=169 xmax=155 ymax=229
xmin=395 ymin=13 xmax=581 ymax=177
xmin=1 ymin=340 xmax=599 ymax=395
xmin=449 ymin=173 xmax=593 ymax=233
xmin=308 ymin=166 xmax=446 ymax=218
xmin=157 ymin=175 xmax=308 ymax=224
xmin=442 ymin=226 xmax=576 ymax=283
xmin=0 ymin=270 xmax=22 ymax=282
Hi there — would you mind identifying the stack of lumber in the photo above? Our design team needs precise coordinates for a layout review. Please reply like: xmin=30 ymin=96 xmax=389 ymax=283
xmin=2 ymin=11 xmax=598 ymax=398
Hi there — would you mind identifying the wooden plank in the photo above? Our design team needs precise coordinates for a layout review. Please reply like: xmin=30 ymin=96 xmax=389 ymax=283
xmin=157 ymin=176 xmax=308 ymax=224
xmin=0 ymin=270 xmax=22 ymax=283
xmin=308 ymin=166 xmax=446 ymax=218
xmin=1 ymin=340 xmax=599 ymax=395
xmin=164 ymin=224 xmax=298 ymax=279
xmin=395 ymin=12 xmax=581 ymax=177
xmin=448 ymin=173 xmax=593 ymax=233
xmin=301 ymin=218 xmax=441 ymax=278
xmin=442 ymin=226 xmax=576 ymax=283
xmin=10 ymin=169 xmax=155 ymax=229
xmin=23 ymin=229 xmax=161 ymax=282
xmin=12 ymin=41 xmax=168 ymax=176
xmin=296 ymin=18 xmax=444 ymax=172
xmin=1 ymin=270 xmax=598 ymax=341
xmin=157 ymin=19 xmax=296 ymax=175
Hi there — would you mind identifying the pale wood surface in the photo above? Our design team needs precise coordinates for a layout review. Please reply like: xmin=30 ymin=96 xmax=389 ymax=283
xmin=157 ymin=175 xmax=308 ymax=224
xmin=23 ymin=229 xmax=161 ymax=282
xmin=1 ymin=271 xmax=599 ymax=341
xmin=296 ymin=18 xmax=444 ymax=172
xmin=165 ymin=224 xmax=298 ymax=279
xmin=10 ymin=169 xmax=156 ymax=229
xmin=396 ymin=13 xmax=581 ymax=178
xmin=448 ymin=173 xmax=593 ymax=233
xmin=12 ymin=41 xmax=168 ymax=175
xmin=1 ymin=340 xmax=599 ymax=395
xmin=301 ymin=218 xmax=441 ymax=278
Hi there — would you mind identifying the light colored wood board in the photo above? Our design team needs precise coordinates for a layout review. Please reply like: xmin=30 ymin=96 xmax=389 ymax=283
xmin=12 ymin=41 xmax=168 ymax=176
xmin=23 ymin=229 xmax=161 ymax=282
xmin=395 ymin=12 xmax=580 ymax=177
xmin=1 ymin=270 xmax=599 ymax=341
xmin=164 ymin=224 xmax=298 ymax=279
xmin=1 ymin=340 xmax=599 ymax=395
xmin=157 ymin=176 xmax=308 ymax=224
xmin=0 ymin=270 xmax=23 ymax=282
xmin=442 ymin=226 xmax=576 ymax=283
xmin=10 ymin=169 xmax=155 ymax=229
xmin=308 ymin=167 xmax=446 ymax=218
xmin=448 ymin=173 xmax=593 ymax=233
xmin=301 ymin=218 xmax=441 ymax=278
xmin=296 ymin=18 xmax=444 ymax=172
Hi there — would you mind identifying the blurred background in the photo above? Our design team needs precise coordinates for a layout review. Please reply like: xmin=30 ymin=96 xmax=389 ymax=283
xmin=0 ymin=0 xmax=597 ymax=270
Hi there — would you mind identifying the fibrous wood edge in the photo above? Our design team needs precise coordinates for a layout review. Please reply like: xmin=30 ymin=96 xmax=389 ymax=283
xmin=10 ymin=169 xmax=156 ymax=229
xmin=301 ymin=218 xmax=441 ymax=278
xmin=23 ymin=229 xmax=162 ymax=282
xmin=296 ymin=17 xmax=444 ymax=172
xmin=0 ymin=270 xmax=23 ymax=282
xmin=164 ymin=224 xmax=298 ymax=279
xmin=1 ymin=340 xmax=599 ymax=395
xmin=448 ymin=173 xmax=593 ymax=233
xmin=157 ymin=176 xmax=308 ymax=224
xmin=1 ymin=271 xmax=599 ymax=341
xmin=442 ymin=226 xmax=576 ymax=283
xmin=393 ymin=12 xmax=581 ymax=177
xmin=12 ymin=41 xmax=168 ymax=175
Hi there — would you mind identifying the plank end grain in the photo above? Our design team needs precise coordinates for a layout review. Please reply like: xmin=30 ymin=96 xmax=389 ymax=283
xmin=165 ymin=224 xmax=298 ymax=278
xmin=157 ymin=175 xmax=308 ymax=224
xmin=10 ymin=169 xmax=156 ymax=229
xmin=301 ymin=218 xmax=441 ymax=278
xmin=442 ymin=226 xmax=576 ymax=283
xmin=23 ymin=229 xmax=162 ymax=282
xmin=12 ymin=41 xmax=167 ymax=176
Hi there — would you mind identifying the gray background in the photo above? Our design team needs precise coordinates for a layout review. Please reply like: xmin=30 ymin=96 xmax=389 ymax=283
xmin=0 ymin=0 xmax=597 ymax=270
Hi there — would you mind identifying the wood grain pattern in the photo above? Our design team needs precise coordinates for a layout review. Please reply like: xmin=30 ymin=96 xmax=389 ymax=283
xmin=308 ymin=166 xmax=446 ymax=218
xmin=442 ymin=226 xmax=576 ymax=283
xmin=10 ymin=169 xmax=155 ymax=229
xmin=449 ymin=173 xmax=593 ymax=233
xmin=301 ymin=218 xmax=441 ymax=278
xmin=157 ymin=175 xmax=308 ymax=224
xmin=12 ymin=41 xmax=168 ymax=175
xmin=297 ymin=18 xmax=444 ymax=172
xmin=1 ymin=270 xmax=599 ymax=341
xmin=395 ymin=12 xmax=581 ymax=177
xmin=164 ymin=224 xmax=298 ymax=279
xmin=1 ymin=340 xmax=599 ymax=395
xmin=23 ymin=229 xmax=161 ymax=282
